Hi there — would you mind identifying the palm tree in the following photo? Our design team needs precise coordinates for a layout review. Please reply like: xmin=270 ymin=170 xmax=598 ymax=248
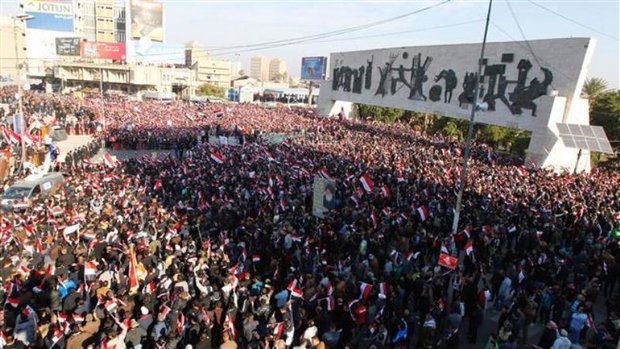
xmin=581 ymin=77 xmax=608 ymax=100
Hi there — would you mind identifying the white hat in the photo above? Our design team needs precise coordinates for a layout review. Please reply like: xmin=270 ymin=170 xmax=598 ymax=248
xmin=140 ymin=306 xmax=149 ymax=315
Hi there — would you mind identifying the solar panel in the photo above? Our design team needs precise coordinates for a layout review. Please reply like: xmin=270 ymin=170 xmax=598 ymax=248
xmin=556 ymin=123 xmax=614 ymax=154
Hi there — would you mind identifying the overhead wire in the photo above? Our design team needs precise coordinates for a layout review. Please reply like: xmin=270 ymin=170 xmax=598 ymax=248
xmin=489 ymin=20 xmax=572 ymax=81
xmin=505 ymin=0 xmax=557 ymax=91
xmin=199 ymin=0 xmax=452 ymax=52
xmin=526 ymin=0 xmax=618 ymax=41
xmin=0 ymin=0 xmax=451 ymax=63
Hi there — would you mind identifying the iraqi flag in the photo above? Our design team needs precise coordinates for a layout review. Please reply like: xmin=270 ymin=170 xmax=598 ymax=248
xmin=50 ymin=328 xmax=63 ymax=348
xmin=5 ymin=297 xmax=19 ymax=308
xmin=319 ymin=168 xmax=333 ymax=181
xmin=210 ymin=152 xmax=225 ymax=164
xmin=104 ymin=299 xmax=118 ymax=312
xmin=463 ymin=227 xmax=472 ymax=239
xmin=379 ymin=282 xmax=388 ymax=298
xmin=23 ymin=224 xmax=35 ymax=238
xmin=438 ymin=253 xmax=457 ymax=270
xmin=325 ymin=296 xmax=335 ymax=311
xmin=46 ymin=263 xmax=56 ymax=276
xmin=417 ymin=206 xmax=429 ymax=222
xmin=370 ymin=210 xmax=377 ymax=229
xmin=226 ymin=314 xmax=237 ymax=340
xmin=273 ymin=322 xmax=284 ymax=338
xmin=2 ymin=128 xmax=21 ymax=144
xmin=84 ymin=261 xmax=97 ymax=279
xmin=51 ymin=206 xmax=64 ymax=216
xmin=177 ymin=313 xmax=186 ymax=335
xmin=359 ymin=174 xmax=374 ymax=193
xmin=252 ymin=255 xmax=261 ymax=263
xmin=290 ymin=288 xmax=304 ymax=299
xmin=23 ymin=131 xmax=39 ymax=146
xmin=160 ymin=305 xmax=172 ymax=318
xmin=381 ymin=185 xmax=391 ymax=199
xmin=359 ymin=282 xmax=372 ymax=302
xmin=464 ymin=241 xmax=473 ymax=256
xmin=103 ymin=152 xmax=117 ymax=168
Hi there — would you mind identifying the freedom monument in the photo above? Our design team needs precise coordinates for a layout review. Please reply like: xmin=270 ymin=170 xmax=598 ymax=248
xmin=318 ymin=38 xmax=598 ymax=172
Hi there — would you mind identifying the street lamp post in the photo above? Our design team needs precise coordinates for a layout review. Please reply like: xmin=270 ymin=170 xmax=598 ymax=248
xmin=12 ymin=14 xmax=34 ymax=173
xmin=451 ymin=0 xmax=494 ymax=235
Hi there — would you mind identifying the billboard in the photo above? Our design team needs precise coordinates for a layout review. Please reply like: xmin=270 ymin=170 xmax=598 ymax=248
xmin=26 ymin=29 xmax=67 ymax=62
xmin=24 ymin=0 xmax=74 ymax=32
xmin=301 ymin=57 xmax=327 ymax=81
xmin=56 ymin=37 xmax=81 ymax=56
xmin=130 ymin=0 xmax=164 ymax=42
xmin=127 ymin=39 xmax=184 ymax=64
xmin=81 ymin=42 xmax=126 ymax=60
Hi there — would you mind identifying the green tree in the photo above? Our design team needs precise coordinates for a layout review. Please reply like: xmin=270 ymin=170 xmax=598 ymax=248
xmin=197 ymin=83 xmax=226 ymax=98
xmin=477 ymin=125 xmax=509 ymax=146
xmin=590 ymin=90 xmax=620 ymax=146
xmin=443 ymin=121 xmax=463 ymax=140
xmin=582 ymin=77 xmax=608 ymax=100
xmin=356 ymin=104 xmax=406 ymax=124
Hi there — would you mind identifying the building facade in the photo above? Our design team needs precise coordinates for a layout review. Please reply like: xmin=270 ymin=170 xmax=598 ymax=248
xmin=250 ymin=56 xmax=269 ymax=81
xmin=268 ymin=58 xmax=287 ymax=82
xmin=0 ymin=16 xmax=28 ymax=86
xmin=185 ymin=42 xmax=233 ymax=88
xmin=74 ymin=0 xmax=126 ymax=43
xmin=55 ymin=62 xmax=196 ymax=97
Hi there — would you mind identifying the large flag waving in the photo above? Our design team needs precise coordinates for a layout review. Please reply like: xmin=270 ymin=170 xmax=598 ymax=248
xmin=359 ymin=173 xmax=374 ymax=193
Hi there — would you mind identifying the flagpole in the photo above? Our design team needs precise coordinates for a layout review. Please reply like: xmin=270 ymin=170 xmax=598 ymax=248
xmin=451 ymin=0 xmax=494 ymax=235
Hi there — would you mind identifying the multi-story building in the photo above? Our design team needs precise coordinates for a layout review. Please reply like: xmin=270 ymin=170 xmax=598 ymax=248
xmin=74 ymin=0 xmax=126 ymax=43
xmin=250 ymin=56 xmax=269 ymax=81
xmin=185 ymin=41 xmax=233 ymax=88
xmin=268 ymin=58 xmax=287 ymax=82
xmin=114 ymin=0 xmax=126 ymax=43
xmin=55 ymin=62 xmax=196 ymax=97
xmin=0 ymin=16 xmax=28 ymax=86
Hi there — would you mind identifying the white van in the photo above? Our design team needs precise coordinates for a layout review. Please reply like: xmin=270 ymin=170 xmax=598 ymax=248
xmin=1 ymin=172 xmax=65 ymax=211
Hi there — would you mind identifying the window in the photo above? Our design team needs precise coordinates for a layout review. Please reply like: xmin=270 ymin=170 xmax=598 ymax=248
xmin=31 ymin=185 xmax=41 ymax=197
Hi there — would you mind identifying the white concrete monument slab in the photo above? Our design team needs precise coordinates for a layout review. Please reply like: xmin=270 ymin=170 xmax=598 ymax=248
xmin=318 ymin=38 xmax=596 ymax=172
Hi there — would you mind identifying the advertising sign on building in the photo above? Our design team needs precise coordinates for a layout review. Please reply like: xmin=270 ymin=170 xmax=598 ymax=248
xmin=130 ymin=0 xmax=164 ymax=42
xmin=24 ymin=0 xmax=74 ymax=32
xmin=301 ymin=57 xmax=327 ymax=81
xmin=56 ymin=37 xmax=81 ymax=56
xmin=127 ymin=39 xmax=184 ymax=64
xmin=81 ymin=42 xmax=127 ymax=60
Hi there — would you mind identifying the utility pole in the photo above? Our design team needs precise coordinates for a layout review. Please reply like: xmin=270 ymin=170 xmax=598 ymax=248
xmin=13 ymin=15 xmax=33 ymax=173
xmin=100 ymin=67 xmax=106 ymax=132
xmin=451 ymin=0 xmax=494 ymax=235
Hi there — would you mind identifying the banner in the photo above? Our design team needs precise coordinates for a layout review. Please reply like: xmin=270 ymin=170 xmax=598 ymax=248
xmin=130 ymin=0 xmax=164 ymax=42
xmin=128 ymin=40 xmax=184 ymax=64
xmin=24 ymin=0 xmax=74 ymax=32
xmin=81 ymin=42 xmax=126 ymax=60
xmin=301 ymin=57 xmax=327 ymax=81
xmin=56 ymin=37 xmax=80 ymax=56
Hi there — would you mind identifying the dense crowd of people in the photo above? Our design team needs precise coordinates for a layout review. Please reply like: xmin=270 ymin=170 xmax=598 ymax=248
xmin=0 ymin=92 xmax=618 ymax=349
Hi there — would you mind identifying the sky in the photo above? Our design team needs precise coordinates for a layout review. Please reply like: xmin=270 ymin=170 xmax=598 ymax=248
xmin=1 ymin=0 xmax=619 ymax=88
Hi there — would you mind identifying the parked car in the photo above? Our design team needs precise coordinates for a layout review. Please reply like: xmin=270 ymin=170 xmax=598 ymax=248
xmin=0 ymin=172 xmax=65 ymax=211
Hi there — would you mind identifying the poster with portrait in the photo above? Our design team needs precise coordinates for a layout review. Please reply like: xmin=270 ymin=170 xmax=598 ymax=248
xmin=130 ymin=0 xmax=164 ymax=42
